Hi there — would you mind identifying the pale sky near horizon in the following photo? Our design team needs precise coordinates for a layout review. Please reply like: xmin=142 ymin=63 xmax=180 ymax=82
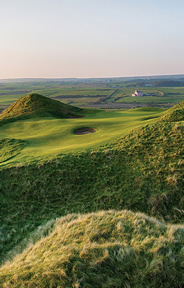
xmin=0 ymin=0 xmax=184 ymax=79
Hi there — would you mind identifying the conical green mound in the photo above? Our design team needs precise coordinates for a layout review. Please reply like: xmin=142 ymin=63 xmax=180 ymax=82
xmin=161 ymin=100 xmax=184 ymax=122
xmin=0 ymin=93 xmax=83 ymax=125
xmin=0 ymin=210 xmax=184 ymax=288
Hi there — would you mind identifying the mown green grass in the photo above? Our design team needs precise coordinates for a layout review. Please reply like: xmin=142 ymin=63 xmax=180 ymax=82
xmin=0 ymin=107 xmax=164 ymax=166
xmin=1 ymin=210 xmax=184 ymax=288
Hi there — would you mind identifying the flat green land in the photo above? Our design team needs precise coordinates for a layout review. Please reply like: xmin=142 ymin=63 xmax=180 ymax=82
xmin=0 ymin=107 xmax=164 ymax=166
xmin=1 ymin=80 xmax=184 ymax=110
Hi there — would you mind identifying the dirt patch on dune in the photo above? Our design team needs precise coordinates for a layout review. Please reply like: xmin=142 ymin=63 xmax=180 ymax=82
xmin=74 ymin=127 xmax=97 ymax=135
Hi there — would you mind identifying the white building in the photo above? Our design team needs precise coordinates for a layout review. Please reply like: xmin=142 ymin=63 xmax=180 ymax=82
xmin=132 ymin=90 xmax=143 ymax=97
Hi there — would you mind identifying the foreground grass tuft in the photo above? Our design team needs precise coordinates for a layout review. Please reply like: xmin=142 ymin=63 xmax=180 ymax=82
xmin=0 ymin=210 xmax=184 ymax=288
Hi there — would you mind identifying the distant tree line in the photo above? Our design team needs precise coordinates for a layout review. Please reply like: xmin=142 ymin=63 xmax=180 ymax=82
xmin=126 ymin=80 xmax=184 ymax=87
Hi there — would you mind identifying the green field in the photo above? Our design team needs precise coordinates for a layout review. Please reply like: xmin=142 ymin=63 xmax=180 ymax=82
xmin=1 ymin=79 xmax=184 ymax=110
xmin=0 ymin=107 xmax=164 ymax=167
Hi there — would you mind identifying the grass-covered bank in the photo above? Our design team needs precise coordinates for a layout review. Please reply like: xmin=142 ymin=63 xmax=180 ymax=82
xmin=1 ymin=210 xmax=184 ymax=288
xmin=0 ymin=138 xmax=26 ymax=163
xmin=0 ymin=120 xmax=184 ymax=265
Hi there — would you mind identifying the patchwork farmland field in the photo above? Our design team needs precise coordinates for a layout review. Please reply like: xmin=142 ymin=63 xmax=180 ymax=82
xmin=1 ymin=78 xmax=184 ymax=111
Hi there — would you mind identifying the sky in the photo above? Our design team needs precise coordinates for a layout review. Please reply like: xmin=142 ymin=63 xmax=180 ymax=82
xmin=0 ymin=0 xmax=184 ymax=78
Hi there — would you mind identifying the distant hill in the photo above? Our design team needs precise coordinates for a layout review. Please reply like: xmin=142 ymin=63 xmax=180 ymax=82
xmin=152 ymin=80 xmax=184 ymax=87
xmin=125 ymin=79 xmax=184 ymax=89
xmin=0 ymin=93 xmax=83 ymax=125
xmin=1 ymin=210 xmax=184 ymax=288
xmin=161 ymin=100 xmax=184 ymax=121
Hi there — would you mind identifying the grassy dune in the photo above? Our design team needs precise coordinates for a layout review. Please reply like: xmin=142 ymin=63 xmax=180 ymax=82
xmin=0 ymin=210 xmax=184 ymax=288
xmin=0 ymin=117 xmax=184 ymax=265
xmin=161 ymin=100 xmax=184 ymax=122
xmin=0 ymin=94 xmax=83 ymax=125
xmin=0 ymin=96 xmax=184 ymax=287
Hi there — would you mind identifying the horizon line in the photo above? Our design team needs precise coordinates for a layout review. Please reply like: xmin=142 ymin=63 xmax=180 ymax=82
xmin=0 ymin=73 xmax=184 ymax=81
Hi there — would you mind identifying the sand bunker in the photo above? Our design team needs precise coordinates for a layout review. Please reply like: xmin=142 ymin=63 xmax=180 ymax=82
xmin=74 ymin=127 xmax=97 ymax=135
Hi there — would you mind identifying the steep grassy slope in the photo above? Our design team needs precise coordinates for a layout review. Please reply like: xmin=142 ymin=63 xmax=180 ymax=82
xmin=0 ymin=93 xmax=83 ymax=125
xmin=0 ymin=138 xmax=26 ymax=163
xmin=0 ymin=119 xmax=184 ymax=264
xmin=161 ymin=100 xmax=184 ymax=121
xmin=1 ymin=210 xmax=184 ymax=288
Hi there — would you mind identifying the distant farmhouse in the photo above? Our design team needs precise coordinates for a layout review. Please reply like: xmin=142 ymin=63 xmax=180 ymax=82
xmin=132 ymin=90 xmax=143 ymax=97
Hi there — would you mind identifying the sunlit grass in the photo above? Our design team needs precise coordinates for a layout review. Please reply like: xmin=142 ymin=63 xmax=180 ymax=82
xmin=1 ymin=210 xmax=184 ymax=288
xmin=0 ymin=98 xmax=184 ymax=287
xmin=0 ymin=107 xmax=164 ymax=166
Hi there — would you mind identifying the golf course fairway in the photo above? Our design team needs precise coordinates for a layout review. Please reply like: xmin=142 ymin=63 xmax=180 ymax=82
xmin=0 ymin=107 xmax=165 ymax=166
